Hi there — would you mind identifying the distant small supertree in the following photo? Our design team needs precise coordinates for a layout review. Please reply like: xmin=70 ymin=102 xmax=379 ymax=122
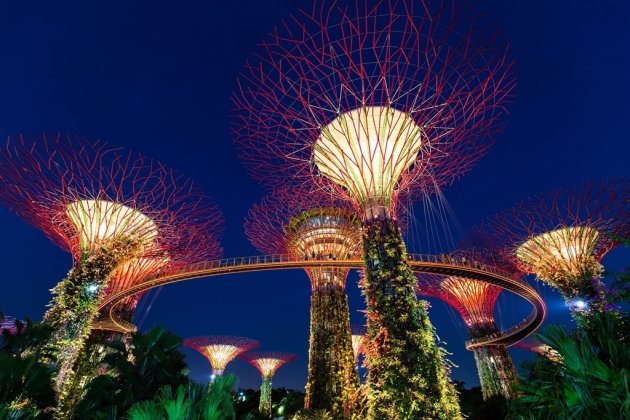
xmin=233 ymin=0 xmax=513 ymax=415
xmin=417 ymin=249 xmax=520 ymax=399
xmin=350 ymin=325 xmax=367 ymax=365
xmin=0 ymin=134 xmax=223 ymax=415
xmin=474 ymin=179 xmax=630 ymax=319
xmin=184 ymin=336 xmax=259 ymax=380
xmin=245 ymin=188 xmax=360 ymax=416
xmin=240 ymin=351 xmax=297 ymax=417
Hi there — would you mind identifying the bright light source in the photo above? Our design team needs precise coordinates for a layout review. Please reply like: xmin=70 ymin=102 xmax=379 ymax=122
xmin=86 ymin=283 xmax=99 ymax=294
xmin=568 ymin=298 xmax=588 ymax=311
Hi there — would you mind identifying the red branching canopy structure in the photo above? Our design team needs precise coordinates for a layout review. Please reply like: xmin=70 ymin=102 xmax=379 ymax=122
xmin=0 ymin=134 xmax=223 ymax=267
xmin=244 ymin=187 xmax=361 ymax=289
xmin=472 ymin=179 xmax=630 ymax=303
xmin=232 ymin=0 xmax=515 ymax=219
xmin=416 ymin=249 xmax=520 ymax=338
xmin=417 ymin=248 xmax=522 ymax=399
xmin=240 ymin=351 xmax=298 ymax=379
xmin=0 ymin=134 xmax=224 ymax=326
xmin=183 ymin=335 xmax=260 ymax=377
xmin=245 ymin=186 xmax=361 ymax=414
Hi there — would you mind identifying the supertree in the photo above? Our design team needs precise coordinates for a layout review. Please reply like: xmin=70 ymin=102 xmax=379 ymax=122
xmin=0 ymin=134 xmax=223 ymax=416
xmin=240 ymin=351 xmax=298 ymax=417
xmin=474 ymin=179 xmax=630 ymax=322
xmin=232 ymin=0 xmax=513 ymax=416
xmin=93 ymin=203 xmax=223 ymax=331
xmin=183 ymin=335 xmax=259 ymax=380
xmin=350 ymin=324 xmax=366 ymax=365
xmin=417 ymin=249 xmax=520 ymax=399
xmin=244 ymin=188 xmax=361 ymax=416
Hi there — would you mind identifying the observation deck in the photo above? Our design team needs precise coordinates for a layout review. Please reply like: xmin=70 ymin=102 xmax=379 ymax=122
xmin=94 ymin=254 xmax=546 ymax=349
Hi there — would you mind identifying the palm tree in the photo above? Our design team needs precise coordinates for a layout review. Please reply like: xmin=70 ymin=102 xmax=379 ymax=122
xmin=126 ymin=374 xmax=236 ymax=420
xmin=510 ymin=311 xmax=630 ymax=419
xmin=73 ymin=327 xmax=189 ymax=418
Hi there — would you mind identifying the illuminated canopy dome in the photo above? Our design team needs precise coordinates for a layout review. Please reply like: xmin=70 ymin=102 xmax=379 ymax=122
xmin=418 ymin=275 xmax=501 ymax=336
xmin=314 ymin=106 xmax=424 ymax=215
xmin=245 ymin=188 xmax=362 ymax=290
xmin=184 ymin=336 xmax=260 ymax=377
xmin=286 ymin=208 xmax=361 ymax=263
xmin=0 ymin=134 xmax=224 ymax=265
xmin=474 ymin=179 xmax=629 ymax=301
xmin=233 ymin=1 xmax=514 ymax=218
xmin=515 ymin=226 xmax=600 ymax=289
xmin=240 ymin=351 xmax=298 ymax=378
xmin=66 ymin=200 xmax=159 ymax=254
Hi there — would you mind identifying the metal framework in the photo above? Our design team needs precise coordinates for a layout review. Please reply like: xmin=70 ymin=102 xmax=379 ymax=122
xmin=0 ymin=135 xmax=224 ymax=328
xmin=245 ymin=187 xmax=360 ymax=415
xmin=416 ymin=249 xmax=522 ymax=399
xmin=233 ymin=0 xmax=514 ymax=219
xmin=240 ymin=351 xmax=297 ymax=417
xmin=245 ymin=188 xmax=361 ymax=289
xmin=240 ymin=351 xmax=298 ymax=378
xmin=98 ymin=253 xmax=546 ymax=347
xmin=474 ymin=179 xmax=630 ymax=307
xmin=0 ymin=134 xmax=223 ymax=265
xmin=183 ymin=335 xmax=259 ymax=378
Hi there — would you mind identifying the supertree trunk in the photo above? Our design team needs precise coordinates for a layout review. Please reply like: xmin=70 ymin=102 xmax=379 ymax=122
xmin=362 ymin=218 xmax=462 ymax=419
xmin=304 ymin=268 xmax=360 ymax=418
xmin=259 ymin=375 xmax=273 ymax=417
xmin=473 ymin=345 xmax=518 ymax=400
xmin=44 ymin=239 xmax=138 ymax=418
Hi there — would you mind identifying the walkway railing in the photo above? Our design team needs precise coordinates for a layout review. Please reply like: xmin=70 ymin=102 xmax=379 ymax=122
xmin=94 ymin=253 xmax=546 ymax=348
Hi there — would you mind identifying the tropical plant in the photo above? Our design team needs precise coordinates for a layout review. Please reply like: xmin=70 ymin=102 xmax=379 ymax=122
xmin=72 ymin=327 xmax=189 ymax=418
xmin=509 ymin=311 xmax=630 ymax=419
xmin=126 ymin=374 xmax=236 ymax=420
xmin=0 ymin=319 xmax=56 ymax=418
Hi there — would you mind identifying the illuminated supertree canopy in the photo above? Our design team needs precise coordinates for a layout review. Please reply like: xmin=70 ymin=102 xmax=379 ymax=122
xmin=240 ymin=351 xmax=297 ymax=417
xmin=417 ymin=249 xmax=520 ymax=399
xmin=350 ymin=324 xmax=367 ymax=364
xmin=183 ymin=335 xmax=259 ymax=379
xmin=233 ymin=1 xmax=514 ymax=415
xmin=474 ymin=179 xmax=630 ymax=316
xmin=244 ymin=187 xmax=361 ymax=416
xmin=0 ymin=134 xmax=224 ymax=415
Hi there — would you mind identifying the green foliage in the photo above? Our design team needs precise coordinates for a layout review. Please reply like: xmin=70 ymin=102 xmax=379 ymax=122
xmin=72 ymin=327 xmax=189 ymax=418
xmin=361 ymin=218 xmax=462 ymax=419
xmin=259 ymin=376 xmax=272 ymax=417
xmin=0 ymin=319 xmax=56 ymax=418
xmin=509 ymin=312 xmax=630 ymax=419
xmin=44 ymin=238 xmax=140 ymax=418
xmin=235 ymin=387 xmax=304 ymax=419
xmin=304 ymin=274 xmax=359 ymax=418
xmin=473 ymin=346 xmax=518 ymax=400
xmin=126 ymin=374 xmax=236 ymax=420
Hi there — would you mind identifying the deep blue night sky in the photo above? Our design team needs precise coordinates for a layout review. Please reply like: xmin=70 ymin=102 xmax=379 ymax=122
xmin=0 ymin=1 xmax=628 ymax=391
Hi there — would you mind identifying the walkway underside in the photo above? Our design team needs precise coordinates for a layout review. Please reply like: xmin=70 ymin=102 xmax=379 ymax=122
xmin=93 ymin=254 xmax=546 ymax=348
